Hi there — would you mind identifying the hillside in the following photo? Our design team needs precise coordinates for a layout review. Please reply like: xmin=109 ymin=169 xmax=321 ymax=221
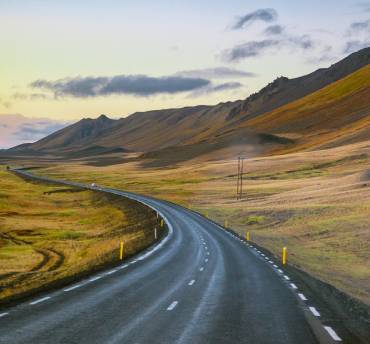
xmin=6 ymin=48 xmax=370 ymax=161
xmin=242 ymin=64 xmax=370 ymax=153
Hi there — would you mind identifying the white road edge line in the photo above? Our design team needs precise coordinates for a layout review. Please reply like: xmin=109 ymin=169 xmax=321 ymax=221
xmin=324 ymin=326 xmax=342 ymax=341
xmin=284 ymin=275 xmax=290 ymax=280
xmin=298 ymin=293 xmax=308 ymax=301
xmin=64 ymin=284 xmax=82 ymax=292
xmin=0 ymin=313 xmax=8 ymax=318
xmin=188 ymin=279 xmax=195 ymax=286
xmin=106 ymin=269 xmax=117 ymax=275
xmin=290 ymin=283 xmax=298 ymax=289
xmin=30 ymin=296 xmax=51 ymax=305
xmin=309 ymin=306 xmax=320 ymax=317
xmin=167 ymin=301 xmax=178 ymax=311
xmin=89 ymin=276 xmax=103 ymax=282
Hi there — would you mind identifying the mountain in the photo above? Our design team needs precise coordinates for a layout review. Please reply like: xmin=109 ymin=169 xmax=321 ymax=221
xmin=6 ymin=48 xmax=370 ymax=162
xmin=19 ymin=114 xmax=117 ymax=153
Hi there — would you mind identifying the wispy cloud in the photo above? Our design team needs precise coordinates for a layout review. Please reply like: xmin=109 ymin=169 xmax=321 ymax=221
xmin=0 ymin=114 xmax=67 ymax=148
xmin=344 ymin=17 xmax=370 ymax=54
xmin=348 ymin=19 xmax=370 ymax=34
xmin=231 ymin=8 xmax=277 ymax=30
xmin=30 ymin=75 xmax=211 ymax=98
xmin=344 ymin=40 xmax=370 ymax=54
xmin=356 ymin=2 xmax=370 ymax=12
xmin=264 ymin=25 xmax=285 ymax=36
xmin=14 ymin=123 xmax=65 ymax=141
xmin=190 ymin=82 xmax=243 ymax=97
xmin=12 ymin=92 xmax=50 ymax=101
xmin=176 ymin=67 xmax=256 ymax=79
xmin=222 ymin=34 xmax=314 ymax=62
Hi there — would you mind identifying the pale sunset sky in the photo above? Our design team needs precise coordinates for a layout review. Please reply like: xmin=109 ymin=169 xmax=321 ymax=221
xmin=1 ymin=0 xmax=370 ymax=147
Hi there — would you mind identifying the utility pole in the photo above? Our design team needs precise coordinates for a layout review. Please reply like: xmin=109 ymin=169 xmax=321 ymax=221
xmin=236 ymin=156 xmax=245 ymax=200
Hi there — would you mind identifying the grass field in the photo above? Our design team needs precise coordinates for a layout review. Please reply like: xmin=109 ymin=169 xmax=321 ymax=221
xmin=0 ymin=166 xmax=159 ymax=304
xmin=35 ymin=139 xmax=370 ymax=305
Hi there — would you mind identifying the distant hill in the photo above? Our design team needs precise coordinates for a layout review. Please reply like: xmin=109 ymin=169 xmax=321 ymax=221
xmin=7 ymin=47 xmax=370 ymax=162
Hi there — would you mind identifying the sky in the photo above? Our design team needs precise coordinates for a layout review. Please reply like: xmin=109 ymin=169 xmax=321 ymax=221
xmin=1 ymin=0 xmax=370 ymax=148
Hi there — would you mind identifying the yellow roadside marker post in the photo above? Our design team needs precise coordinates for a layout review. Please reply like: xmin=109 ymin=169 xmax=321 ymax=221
xmin=246 ymin=231 xmax=250 ymax=241
xmin=224 ymin=219 xmax=228 ymax=228
xmin=119 ymin=241 xmax=124 ymax=260
xmin=160 ymin=219 xmax=164 ymax=228
xmin=282 ymin=247 xmax=287 ymax=265
xmin=205 ymin=211 xmax=209 ymax=218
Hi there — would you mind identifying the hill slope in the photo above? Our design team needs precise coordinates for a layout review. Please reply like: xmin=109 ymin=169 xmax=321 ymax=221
xmin=242 ymin=64 xmax=370 ymax=154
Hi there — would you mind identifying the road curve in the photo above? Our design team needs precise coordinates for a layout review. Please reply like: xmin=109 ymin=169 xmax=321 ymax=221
xmin=0 ymin=170 xmax=336 ymax=343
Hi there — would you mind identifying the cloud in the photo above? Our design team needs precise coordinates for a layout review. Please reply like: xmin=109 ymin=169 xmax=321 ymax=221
xmin=0 ymin=114 xmax=67 ymax=148
xmin=348 ymin=19 xmax=370 ymax=34
xmin=14 ymin=123 xmax=66 ymax=141
xmin=344 ymin=18 xmax=370 ymax=54
xmin=231 ymin=8 xmax=278 ymax=30
xmin=176 ymin=67 xmax=256 ymax=79
xmin=222 ymin=34 xmax=315 ymax=62
xmin=222 ymin=40 xmax=280 ymax=62
xmin=357 ymin=2 xmax=370 ymax=12
xmin=306 ymin=45 xmax=338 ymax=64
xmin=12 ymin=92 xmax=50 ymax=100
xmin=344 ymin=40 xmax=370 ymax=54
xmin=30 ymin=74 xmax=211 ymax=98
xmin=264 ymin=25 xmax=285 ymax=36
xmin=190 ymin=82 xmax=243 ymax=97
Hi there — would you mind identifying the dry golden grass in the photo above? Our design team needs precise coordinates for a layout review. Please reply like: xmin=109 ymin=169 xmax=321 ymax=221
xmin=0 ymin=166 xmax=159 ymax=304
xmin=37 ymin=139 xmax=370 ymax=305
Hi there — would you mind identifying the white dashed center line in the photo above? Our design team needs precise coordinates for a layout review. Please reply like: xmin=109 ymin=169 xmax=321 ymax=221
xmin=207 ymin=252 xmax=210 ymax=256
xmin=284 ymin=275 xmax=290 ymax=280
xmin=290 ymin=283 xmax=298 ymax=289
xmin=30 ymin=296 xmax=51 ymax=305
xmin=188 ymin=280 xmax=195 ymax=286
xmin=167 ymin=301 xmax=178 ymax=311
xmin=324 ymin=326 xmax=342 ymax=341
xmin=205 ymin=258 xmax=208 ymax=263
xmin=278 ymin=269 xmax=283 ymax=274
xmin=64 ymin=284 xmax=82 ymax=292
xmin=199 ymin=267 xmax=204 ymax=272
xmin=309 ymin=306 xmax=320 ymax=317
xmin=298 ymin=293 xmax=308 ymax=301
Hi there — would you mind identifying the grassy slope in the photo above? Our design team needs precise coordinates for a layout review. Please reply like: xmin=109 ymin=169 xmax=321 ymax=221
xmin=243 ymin=64 xmax=370 ymax=153
xmin=36 ymin=140 xmax=370 ymax=305
xmin=0 ymin=166 xmax=159 ymax=304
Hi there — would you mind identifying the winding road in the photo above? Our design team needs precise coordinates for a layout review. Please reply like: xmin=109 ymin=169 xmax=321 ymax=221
xmin=0 ymin=170 xmax=342 ymax=343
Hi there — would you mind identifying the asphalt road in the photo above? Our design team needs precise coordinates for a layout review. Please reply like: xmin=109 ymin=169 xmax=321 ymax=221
xmin=0 ymin=170 xmax=341 ymax=344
